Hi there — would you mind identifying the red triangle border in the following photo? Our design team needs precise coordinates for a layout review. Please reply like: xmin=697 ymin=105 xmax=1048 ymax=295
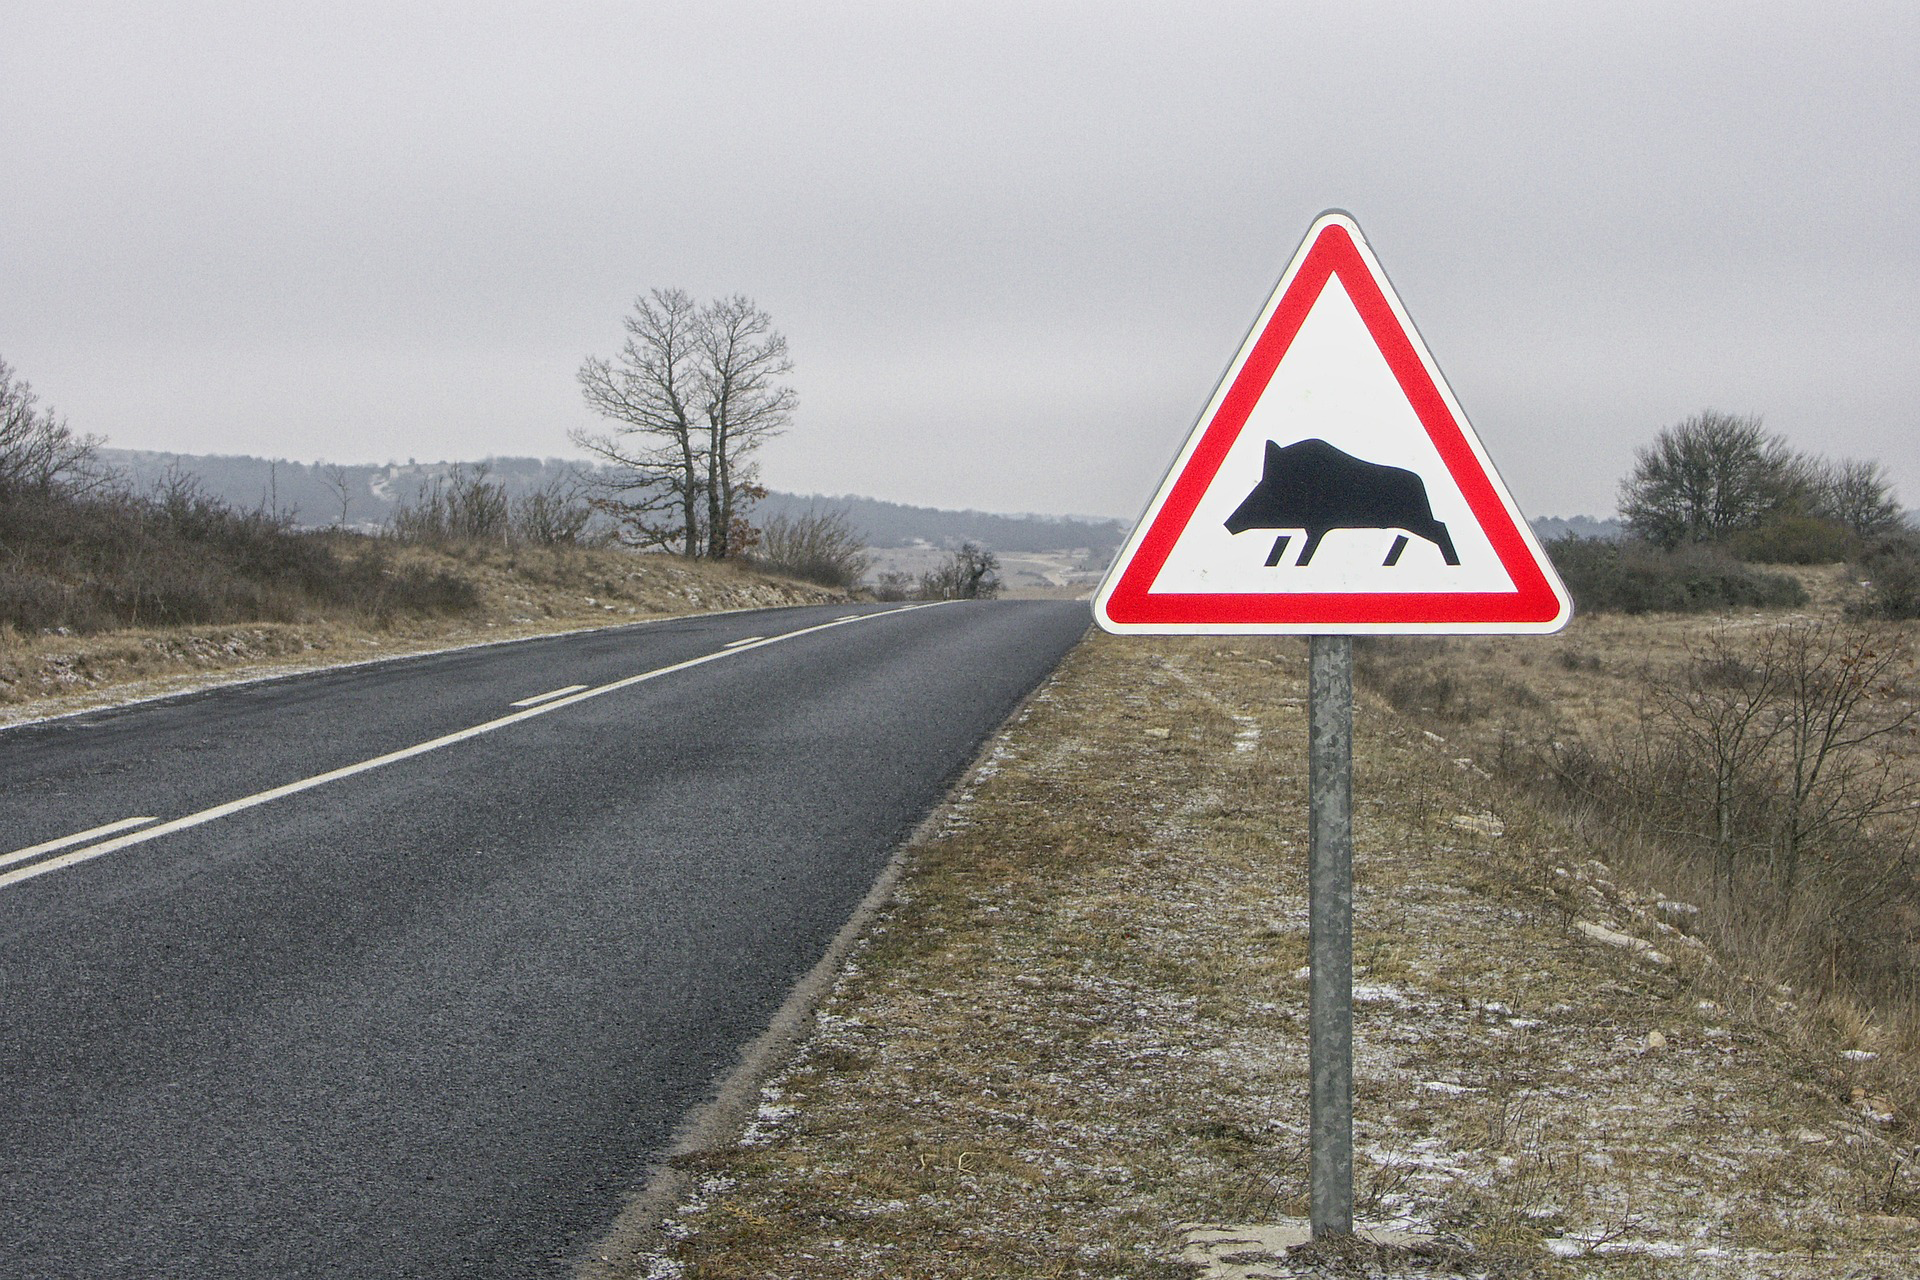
xmin=1100 ymin=220 xmax=1567 ymax=631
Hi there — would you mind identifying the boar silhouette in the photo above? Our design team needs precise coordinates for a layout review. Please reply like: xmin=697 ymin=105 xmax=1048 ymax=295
xmin=1224 ymin=438 xmax=1460 ymax=568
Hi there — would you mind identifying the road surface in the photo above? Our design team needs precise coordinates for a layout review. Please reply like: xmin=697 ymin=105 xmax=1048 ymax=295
xmin=0 ymin=599 xmax=1087 ymax=1278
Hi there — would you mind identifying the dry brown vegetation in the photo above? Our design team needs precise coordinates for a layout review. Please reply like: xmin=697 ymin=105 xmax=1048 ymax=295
xmin=1355 ymin=565 xmax=1920 ymax=1127
xmin=616 ymin=610 xmax=1920 ymax=1279
xmin=0 ymin=542 xmax=845 ymax=725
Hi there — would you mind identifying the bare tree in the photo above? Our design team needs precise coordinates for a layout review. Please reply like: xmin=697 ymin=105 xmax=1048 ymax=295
xmin=1811 ymin=457 xmax=1904 ymax=539
xmin=1619 ymin=411 xmax=1807 ymax=548
xmin=0 ymin=354 xmax=99 ymax=493
xmin=573 ymin=289 xmax=706 ymax=555
xmin=321 ymin=463 xmax=355 ymax=528
xmin=573 ymin=291 xmax=794 ymax=559
xmin=697 ymin=295 xmax=795 ymax=558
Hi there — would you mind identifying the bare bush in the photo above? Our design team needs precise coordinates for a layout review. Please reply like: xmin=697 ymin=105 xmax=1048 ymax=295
xmin=870 ymin=571 xmax=916 ymax=602
xmin=1546 ymin=621 xmax=1920 ymax=1004
xmin=1 ymin=477 xmax=475 ymax=633
xmin=511 ymin=474 xmax=597 ymax=546
xmin=752 ymin=507 xmax=871 ymax=588
xmin=919 ymin=542 xmax=1002 ymax=600
xmin=390 ymin=465 xmax=512 ymax=544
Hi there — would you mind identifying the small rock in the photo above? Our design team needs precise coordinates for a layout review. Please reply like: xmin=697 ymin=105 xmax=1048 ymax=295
xmin=1575 ymin=921 xmax=1671 ymax=965
xmin=1144 ymin=727 xmax=1171 ymax=739
xmin=1855 ymin=1093 xmax=1898 ymax=1124
xmin=1646 ymin=1030 xmax=1667 ymax=1050
xmin=1449 ymin=812 xmax=1505 ymax=837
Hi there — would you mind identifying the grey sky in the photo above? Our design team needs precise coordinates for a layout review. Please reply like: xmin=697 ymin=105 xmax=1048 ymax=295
xmin=4 ymin=2 xmax=1915 ymax=520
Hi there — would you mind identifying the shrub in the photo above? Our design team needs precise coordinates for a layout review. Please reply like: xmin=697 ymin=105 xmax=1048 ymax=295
xmin=752 ymin=507 xmax=872 ymax=588
xmin=0 ymin=479 xmax=477 ymax=634
xmin=870 ymin=571 xmax=915 ymax=602
xmin=510 ymin=475 xmax=598 ymax=546
xmin=1727 ymin=514 xmax=1861 ymax=565
xmin=1546 ymin=535 xmax=1806 ymax=613
xmin=390 ymin=464 xmax=512 ymax=544
xmin=919 ymin=542 xmax=1001 ymax=600
xmin=1849 ymin=534 xmax=1920 ymax=620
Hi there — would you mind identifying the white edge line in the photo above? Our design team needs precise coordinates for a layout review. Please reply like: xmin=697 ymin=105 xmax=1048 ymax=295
xmin=0 ymin=603 xmax=948 ymax=893
xmin=0 ymin=815 xmax=161 ymax=872
xmin=510 ymin=684 xmax=589 ymax=708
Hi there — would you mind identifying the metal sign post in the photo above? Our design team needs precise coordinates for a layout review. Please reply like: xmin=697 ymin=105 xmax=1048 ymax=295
xmin=1307 ymin=635 xmax=1354 ymax=1237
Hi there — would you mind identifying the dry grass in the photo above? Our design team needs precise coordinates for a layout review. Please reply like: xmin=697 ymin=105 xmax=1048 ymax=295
xmin=623 ymin=629 xmax=1919 ymax=1279
xmin=1354 ymin=567 xmax=1920 ymax=1125
xmin=0 ymin=544 xmax=845 ymax=725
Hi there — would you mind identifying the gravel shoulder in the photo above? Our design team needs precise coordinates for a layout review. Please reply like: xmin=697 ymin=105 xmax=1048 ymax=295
xmin=622 ymin=632 xmax=1917 ymax=1279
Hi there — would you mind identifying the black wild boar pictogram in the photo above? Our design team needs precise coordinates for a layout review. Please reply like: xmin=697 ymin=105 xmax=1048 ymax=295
xmin=1224 ymin=438 xmax=1460 ymax=568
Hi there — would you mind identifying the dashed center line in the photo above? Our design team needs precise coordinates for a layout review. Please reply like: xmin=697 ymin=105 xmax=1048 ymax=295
xmin=0 ymin=602 xmax=947 ymax=893
xmin=510 ymin=684 xmax=588 ymax=708
xmin=722 ymin=636 xmax=766 ymax=648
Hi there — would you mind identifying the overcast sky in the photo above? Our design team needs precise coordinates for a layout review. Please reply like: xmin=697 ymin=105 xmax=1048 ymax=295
xmin=4 ymin=2 xmax=1915 ymax=520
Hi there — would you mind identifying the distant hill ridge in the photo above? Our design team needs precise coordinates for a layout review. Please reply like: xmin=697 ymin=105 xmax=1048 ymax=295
xmin=95 ymin=449 xmax=1132 ymax=553
xmin=96 ymin=449 xmax=1625 ymax=552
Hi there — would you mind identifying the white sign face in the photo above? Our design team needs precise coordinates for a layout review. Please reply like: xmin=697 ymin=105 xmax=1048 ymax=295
xmin=1095 ymin=211 xmax=1571 ymax=636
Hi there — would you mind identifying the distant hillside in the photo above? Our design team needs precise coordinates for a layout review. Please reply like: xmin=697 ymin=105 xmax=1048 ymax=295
xmin=95 ymin=450 xmax=1128 ymax=554
xmin=754 ymin=491 xmax=1125 ymax=553
xmin=1532 ymin=514 xmax=1626 ymax=541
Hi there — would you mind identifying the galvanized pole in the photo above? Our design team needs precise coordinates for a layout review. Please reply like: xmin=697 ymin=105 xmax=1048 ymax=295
xmin=1307 ymin=634 xmax=1354 ymax=1238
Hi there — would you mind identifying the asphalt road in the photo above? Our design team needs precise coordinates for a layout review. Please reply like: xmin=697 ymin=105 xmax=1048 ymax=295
xmin=0 ymin=599 xmax=1088 ymax=1279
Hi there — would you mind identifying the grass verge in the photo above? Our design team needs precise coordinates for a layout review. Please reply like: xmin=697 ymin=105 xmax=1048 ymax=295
xmin=621 ymin=631 xmax=1918 ymax=1278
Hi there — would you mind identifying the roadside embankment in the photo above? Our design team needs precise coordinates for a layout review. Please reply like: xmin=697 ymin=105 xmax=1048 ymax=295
xmin=0 ymin=545 xmax=846 ymax=725
xmin=619 ymin=630 xmax=1916 ymax=1279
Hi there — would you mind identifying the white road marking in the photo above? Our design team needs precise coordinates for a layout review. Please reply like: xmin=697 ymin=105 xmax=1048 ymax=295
xmin=0 ymin=603 xmax=946 ymax=893
xmin=835 ymin=614 xmax=860 ymax=621
xmin=0 ymin=816 xmax=161 ymax=872
xmin=510 ymin=684 xmax=588 ymax=708
xmin=722 ymin=636 xmax=765 ymax=648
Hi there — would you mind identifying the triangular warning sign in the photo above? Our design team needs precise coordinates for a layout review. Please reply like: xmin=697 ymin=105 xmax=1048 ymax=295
xmin=1095 ymin=211 xmax=1571 ymax=635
